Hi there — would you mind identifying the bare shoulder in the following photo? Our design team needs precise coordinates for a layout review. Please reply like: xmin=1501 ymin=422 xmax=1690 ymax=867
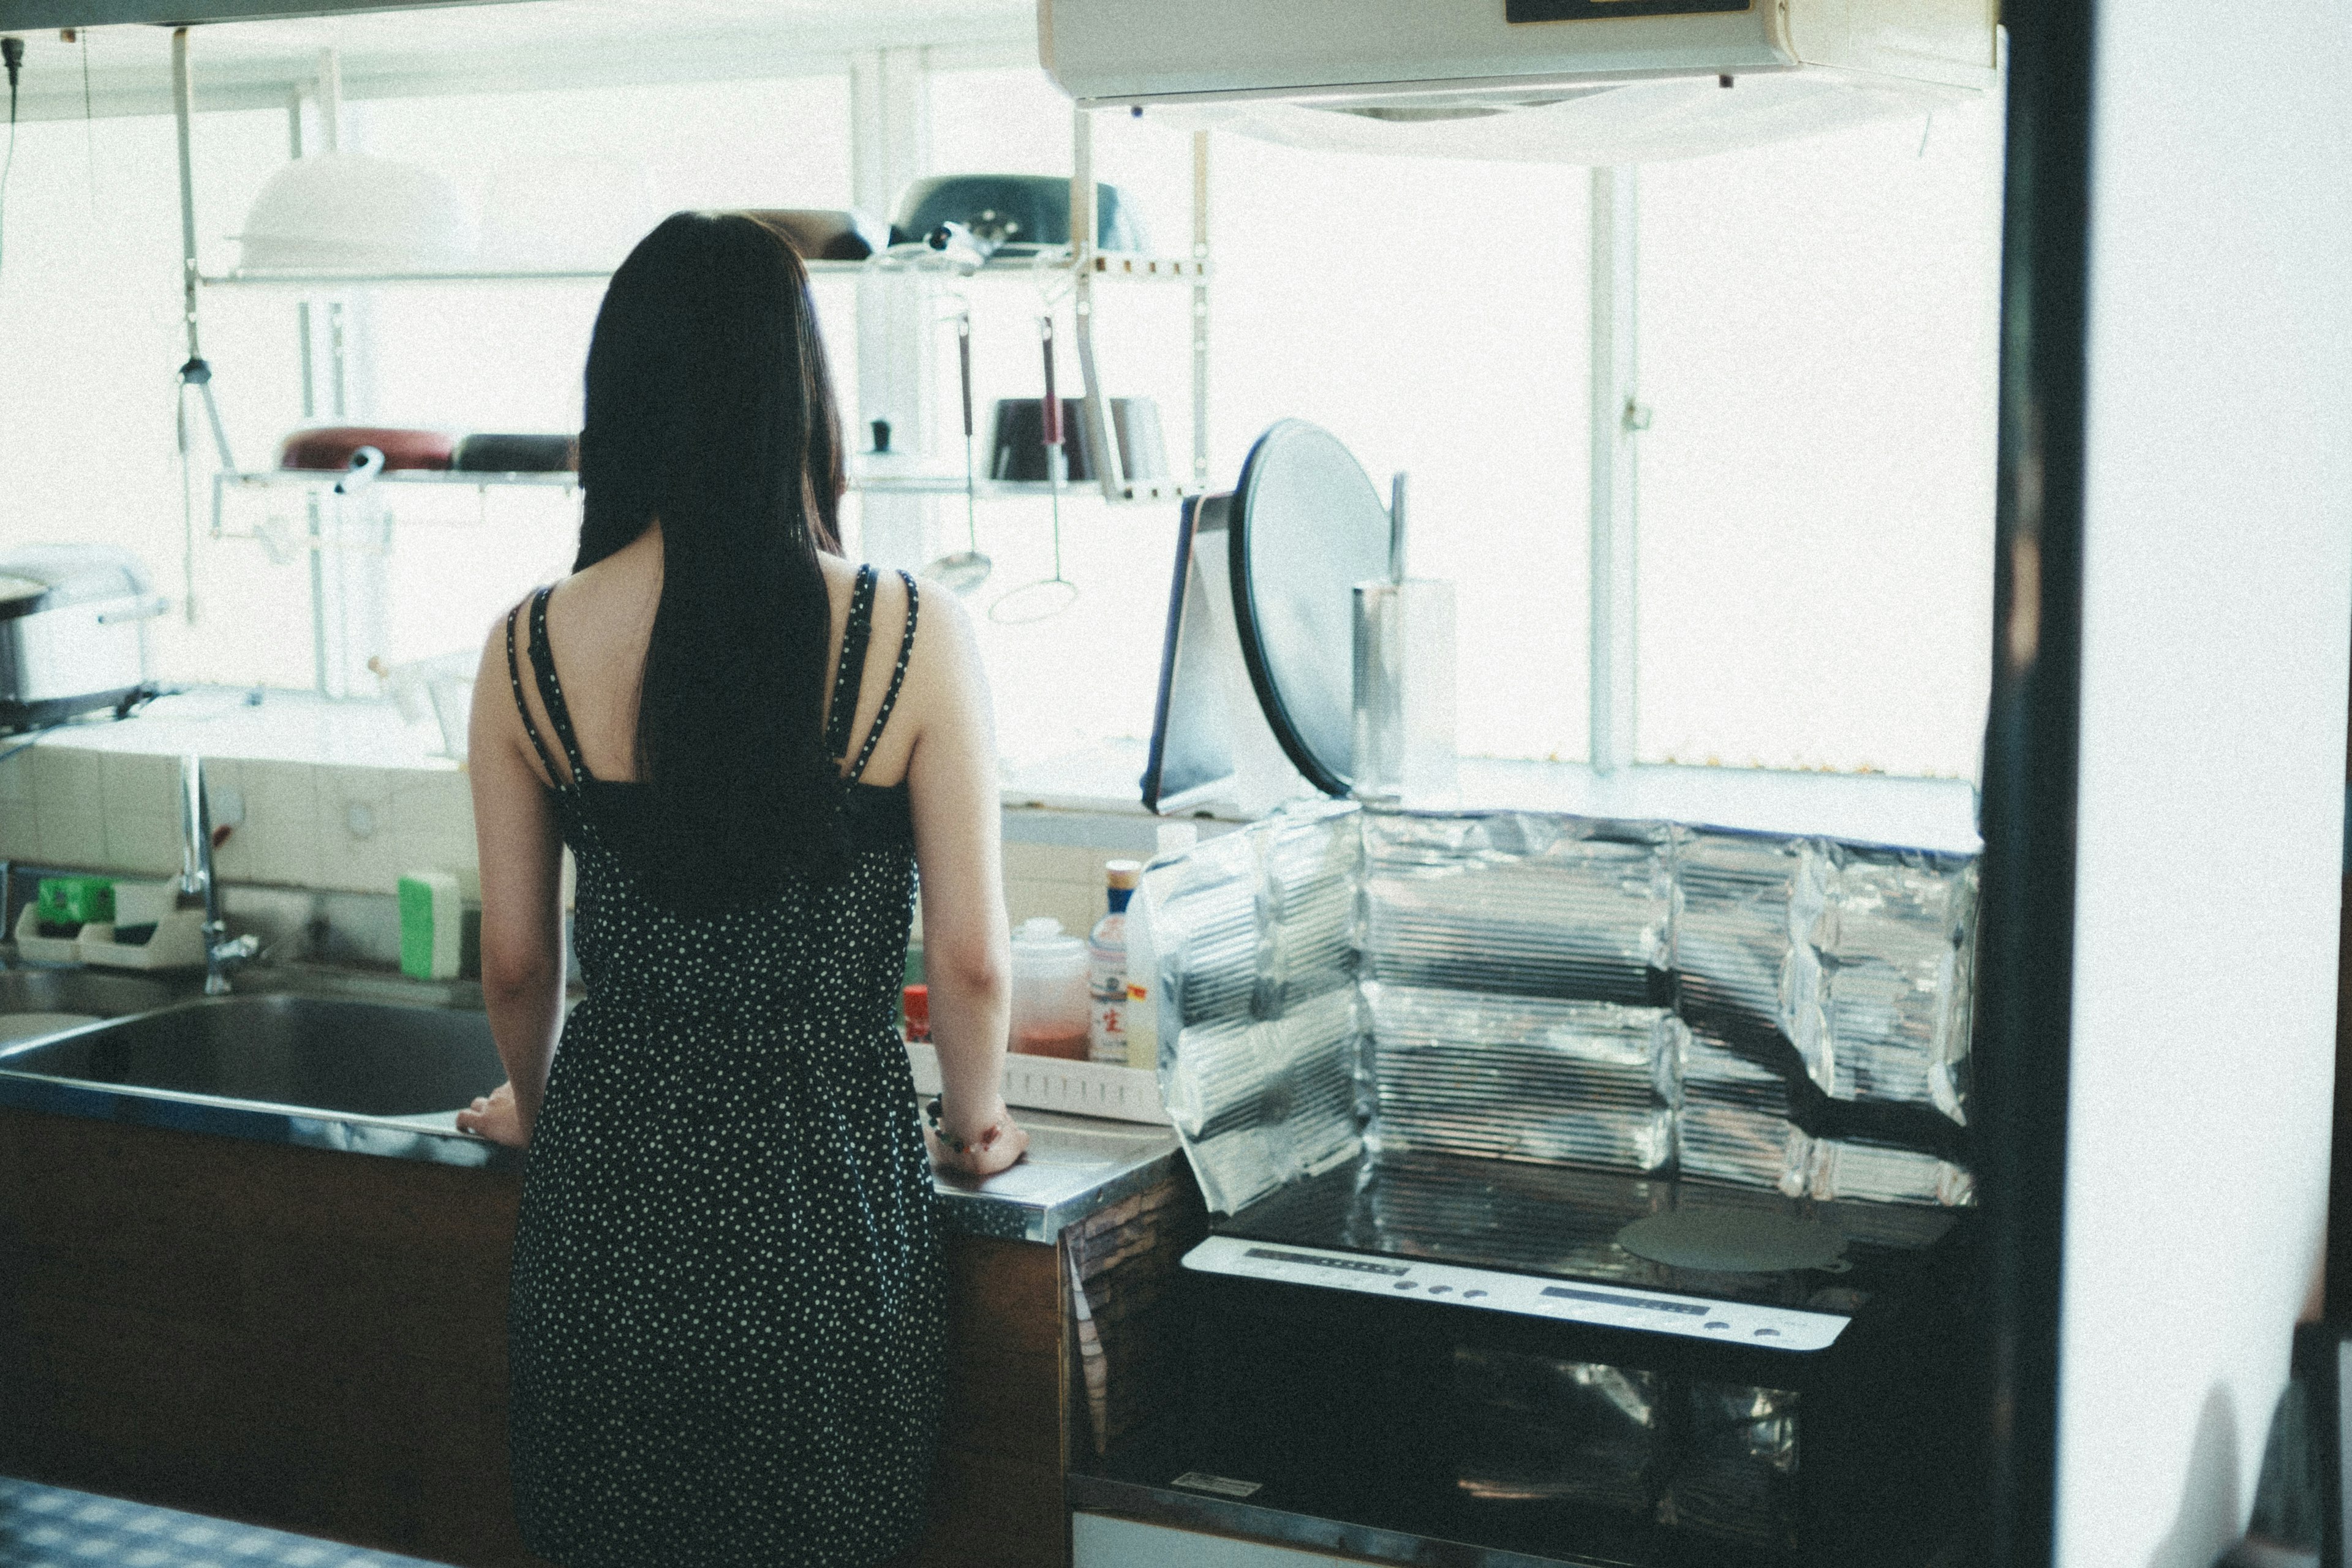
xmin=816 ymin=552 xmax=863 ymax=595
xmin=879 ymin=573 xmax=981 ymax=734
xmin=905 ymin=572 xmax=981 ymax=679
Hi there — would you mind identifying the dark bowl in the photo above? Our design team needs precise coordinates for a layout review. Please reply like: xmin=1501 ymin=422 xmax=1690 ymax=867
xmin=452 ymin=433 xmax=579 ymax=473
xmin=743 ymin=208 xmax=885 ymax=262
xmin=990 ymin=396 xmax=1167 ymax=484
xmin=890 ymin=175 xmax=1147 ymax=255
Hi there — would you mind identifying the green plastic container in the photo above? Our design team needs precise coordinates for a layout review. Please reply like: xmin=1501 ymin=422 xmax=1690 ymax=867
xmin=36 ymin=876 xmax=115 ymax=929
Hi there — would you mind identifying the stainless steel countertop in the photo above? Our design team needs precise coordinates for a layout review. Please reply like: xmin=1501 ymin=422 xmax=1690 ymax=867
xmin=0 ymin=963 xmax=1181 ymax=1245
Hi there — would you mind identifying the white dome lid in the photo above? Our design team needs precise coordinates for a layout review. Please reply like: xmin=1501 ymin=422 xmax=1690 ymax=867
xmin=238 ymin=154 xmax=477 ymax=272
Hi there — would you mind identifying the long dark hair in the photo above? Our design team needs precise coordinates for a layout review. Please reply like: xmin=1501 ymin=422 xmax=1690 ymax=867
xmin=575 ymin=211 xmax=849 ymax=882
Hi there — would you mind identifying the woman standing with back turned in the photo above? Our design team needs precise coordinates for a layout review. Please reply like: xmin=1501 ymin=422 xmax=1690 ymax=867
xmin=454 ymin=211 xmax=1028 ymax=1568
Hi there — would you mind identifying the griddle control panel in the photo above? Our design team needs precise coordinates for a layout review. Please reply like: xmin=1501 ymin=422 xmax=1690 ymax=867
xmin=1184 ymin=1235 xmax=1849 ymax=1352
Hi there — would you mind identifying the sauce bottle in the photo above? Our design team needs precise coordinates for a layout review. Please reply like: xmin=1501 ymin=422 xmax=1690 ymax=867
xmin=1087 ymin=861 xmax=1141 ymax=1065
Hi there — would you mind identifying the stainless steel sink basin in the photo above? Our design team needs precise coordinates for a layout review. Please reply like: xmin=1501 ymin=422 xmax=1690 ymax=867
xmin=0 ymin=967 xmax=200 ymax=1022
xmin=0 ymin=994 xmax=506 ymax=1118
xmin=0 ymin=970 xmax=1182 ymax=1231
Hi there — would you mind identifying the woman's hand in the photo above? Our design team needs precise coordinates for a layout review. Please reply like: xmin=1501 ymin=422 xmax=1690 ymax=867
xmin=924 ymin=1098 xmax=1028 ymax=1180
xmin=457 ymin=1081 xmax=531 ymax=1147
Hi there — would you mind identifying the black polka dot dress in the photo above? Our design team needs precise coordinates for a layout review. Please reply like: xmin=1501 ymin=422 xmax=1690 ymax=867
xmin=499 ymin=567 xmax=942 ymax=1568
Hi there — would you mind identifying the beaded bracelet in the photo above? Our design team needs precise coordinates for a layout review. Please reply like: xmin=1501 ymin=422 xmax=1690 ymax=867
xmin=924 ymin=1096 xmax=1006 ymax=1157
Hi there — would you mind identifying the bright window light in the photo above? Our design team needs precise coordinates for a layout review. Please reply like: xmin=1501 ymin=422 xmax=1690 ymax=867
xmin=927 ymin=67 xmax=1593 ymax=767
xmin=1632 ymin=98 xmax=2003 ymax=779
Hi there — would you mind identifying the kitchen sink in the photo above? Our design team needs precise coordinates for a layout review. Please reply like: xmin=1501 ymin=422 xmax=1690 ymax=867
xmin=0 ymin=973 xmax=1182 ymax=1223
xmin=0 ymin=967 xmax=203 ymax=1044
xmin=0 ymin=993 xmax=506 ymax=1118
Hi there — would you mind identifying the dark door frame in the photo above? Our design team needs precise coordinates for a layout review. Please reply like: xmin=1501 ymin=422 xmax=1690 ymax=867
xmin=1978 ymin=3 xmax=2095 ymax=1564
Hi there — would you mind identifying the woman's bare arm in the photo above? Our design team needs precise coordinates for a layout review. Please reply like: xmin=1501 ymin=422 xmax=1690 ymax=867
xmin=458 ymin=613 xmax=567 ymax=1146
xmin=905 ymin=587 xmax=1023 ymax=1176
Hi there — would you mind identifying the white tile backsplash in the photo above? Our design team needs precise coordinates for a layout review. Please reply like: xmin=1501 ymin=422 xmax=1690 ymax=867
xmin=34 ymin=800 xmax=105 ymax=868
xmin=17 ymin=725 xmax=1151 ymax=927
xmin=0 ymin=797 xmax=33 ymax=858
xmin=97 ymin=751 xmax=179 ymax=822
xmin=314 ymin=766 xmax=402 ymax=894
xmin=239 ymin=759 xmax=322 ymax=888
xmin=102 ymin=811 xmax=183 ymax=878
xmin=28 ymin=748 xmax=101 ymax=820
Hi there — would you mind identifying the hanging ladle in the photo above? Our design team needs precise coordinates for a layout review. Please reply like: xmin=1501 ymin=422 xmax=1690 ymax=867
xmin=990 ymin=311 xmax=1080 ymax=624
xmin=924 ymin=307 xmax=992 ymax=595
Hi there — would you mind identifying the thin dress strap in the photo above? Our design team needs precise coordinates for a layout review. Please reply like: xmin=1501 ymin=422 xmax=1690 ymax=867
xmin=824 ymin=566 xmax=879 ymax=763
xmin=525 ymin=586 xmax=596 ymax=787
xmin=845 ymin=571 xmax=919 ymax=787
xmin=505 ymin=599 xmax=566 ymax=791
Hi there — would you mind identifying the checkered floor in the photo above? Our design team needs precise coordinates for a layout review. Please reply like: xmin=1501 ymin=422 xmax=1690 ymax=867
xmin=0 ymin=1477 xmax=446 ymax=1568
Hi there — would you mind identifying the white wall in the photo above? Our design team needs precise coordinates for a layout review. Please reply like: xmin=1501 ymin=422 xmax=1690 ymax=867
xmin=2057 ymin=4 xmax=2352 ymax=1564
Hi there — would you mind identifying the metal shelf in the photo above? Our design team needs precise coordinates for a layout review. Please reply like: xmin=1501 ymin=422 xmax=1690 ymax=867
xmin=218 ymin=467 xmax=579 ymax=489
xmin=196 ymin=249 xmax=1207 ymax=291
xmin=846 ymin=471 xmax=1204 ymax=504
xmin=215 ymin=466 xmax=1199 ymax=507
xmin=209 ymin=466 xmax=580 ymax=541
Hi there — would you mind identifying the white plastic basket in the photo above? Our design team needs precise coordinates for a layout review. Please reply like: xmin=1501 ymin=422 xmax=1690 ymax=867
xmin=905 ymin=1041 xmax=1167 ymax=1125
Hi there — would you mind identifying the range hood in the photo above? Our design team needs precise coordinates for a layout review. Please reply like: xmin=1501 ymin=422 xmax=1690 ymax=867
xmin=1039 ymin=0 xmax=1999 ymax=164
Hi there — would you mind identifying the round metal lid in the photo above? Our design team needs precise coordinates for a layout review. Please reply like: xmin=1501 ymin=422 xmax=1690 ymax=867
xmin=1227 ymin=420 xmax=1390 ymax=797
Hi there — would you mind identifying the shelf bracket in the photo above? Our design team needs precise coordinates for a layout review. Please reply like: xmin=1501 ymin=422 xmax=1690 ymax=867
xmin=1071 ymin=106 xmax=1129 ymax=505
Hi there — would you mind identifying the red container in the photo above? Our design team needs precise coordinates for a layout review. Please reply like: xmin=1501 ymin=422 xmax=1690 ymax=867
xmin=278 ymin=426 xmax=455 ymax=472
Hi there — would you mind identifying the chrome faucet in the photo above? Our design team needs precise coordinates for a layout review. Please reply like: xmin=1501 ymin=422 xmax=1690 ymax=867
xmin=181 ymin=754 xmax=257 ymax=995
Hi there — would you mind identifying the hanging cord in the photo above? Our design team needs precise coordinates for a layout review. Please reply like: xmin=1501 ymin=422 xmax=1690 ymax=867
xmin=0 ymin=37 xmax=23 ymax=284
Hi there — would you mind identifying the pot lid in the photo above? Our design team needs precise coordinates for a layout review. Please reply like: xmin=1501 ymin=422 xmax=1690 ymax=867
xmin=0 ymin=544 xmax=154 ymax=613
xmin=1229 ymin=420 xmax=1391 ymax=797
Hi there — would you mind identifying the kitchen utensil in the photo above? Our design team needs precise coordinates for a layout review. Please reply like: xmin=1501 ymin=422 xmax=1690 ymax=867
xmin=919 ymin=220 xmax=998 ymax=270
xmin=452 ymin=433 xmax=577 ymax=473
xmin=889 ymin=175 xmax=1147 ymax=255
xmin=236 ymin=153 xmax=476 ymax=273
xmin=1230 ymin=421 xmax=1392 ymax=795
xmin=1140 ymin=421 xmax=1389 ymax=808
xmin=1350 ymin=471 xmax=1458 ymax=802
xmin=990 ymin=396 xmax=1167 ymax=484
xmin=991 ymin=316 xmax=1080 ymax=624
xmin=744 ymin=208 xmax=886 ymax=263
xmin=922 ymin=309 xmax=992 ymax=595
xmin=0 ymin=544 xmax=165 ymax=733
xmin=278 ymin=426 xmax=454 ymax=473
xmin=334 ymin=446 xmax=385 ymax=495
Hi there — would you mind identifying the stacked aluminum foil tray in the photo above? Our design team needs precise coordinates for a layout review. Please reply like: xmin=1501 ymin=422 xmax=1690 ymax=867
xmin=1140 ymin=802 xmax=1977 ymax=1221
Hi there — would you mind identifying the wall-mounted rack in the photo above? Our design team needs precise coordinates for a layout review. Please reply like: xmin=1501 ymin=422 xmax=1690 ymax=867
xmin=162 ymin=26 xmax=1215 ymax=694
xmin=194 ymin=249 xmax=1210 ymax=290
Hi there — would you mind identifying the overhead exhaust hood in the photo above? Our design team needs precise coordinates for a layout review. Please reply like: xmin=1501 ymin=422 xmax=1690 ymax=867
xmin=1039 ymin=0 xmax=1999 ymax=164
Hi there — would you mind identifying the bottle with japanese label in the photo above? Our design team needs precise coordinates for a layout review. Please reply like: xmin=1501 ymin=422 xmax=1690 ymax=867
xmin=1123 ymin=823 xmax=1197 ymax=1072
xmin=1087 ymin=860 xmax=1142 ymax=1065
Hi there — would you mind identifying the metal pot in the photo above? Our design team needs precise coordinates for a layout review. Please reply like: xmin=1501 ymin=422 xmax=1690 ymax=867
xmin=0 ymin=545 xmax=164 ymax=733
xmin=991 ymin=396 xmax=1167 ymax=483
xmin=889 ymin=175 xmax=1147 ymax=255
xmin=278 ymin=426 xmax=454 ymax=473
xmin=743 ymin=209 xmax=886 ymax=263
xmin=452 ymin=434 xmax=578 ymax=474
